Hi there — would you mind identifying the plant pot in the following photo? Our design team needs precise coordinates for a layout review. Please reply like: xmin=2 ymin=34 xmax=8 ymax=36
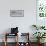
xmin=40 ymin=38 xmax=45 ymax=43
xmin=37 ymin=39 xmax=40 ymax=43
xmin=37 ymin=39 xmax=45 ymax=44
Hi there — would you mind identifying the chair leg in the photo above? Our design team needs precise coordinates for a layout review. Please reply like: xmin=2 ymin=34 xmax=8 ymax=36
xmin=4 ymin=33 xmax=7 ymax=46
xmin=17 ymin=34 xmax=18 ymax=46
xmin=5 ymin=41 xmax=7 ymax=46
xmin=16 ymin=33 xmax=18 ymax=46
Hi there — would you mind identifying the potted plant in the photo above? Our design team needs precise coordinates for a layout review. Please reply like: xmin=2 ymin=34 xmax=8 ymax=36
xmin=32 ymin=24 xmax=45 ymax=30
xmin=33 ymin=32 xmax=46 ymax=43
xmin=32 ymin=25 xmax=39 ymax=30
xmin=40 ymin=26 xmax=45 ymax=29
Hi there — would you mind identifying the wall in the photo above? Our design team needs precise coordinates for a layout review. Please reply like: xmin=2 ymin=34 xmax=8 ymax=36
xmin=0 ymin=0 xmax=36 ymax=42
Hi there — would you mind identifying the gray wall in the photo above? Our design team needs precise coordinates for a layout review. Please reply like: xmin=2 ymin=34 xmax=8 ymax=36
xmin=0 ymin=0 xmax=36 ymax=42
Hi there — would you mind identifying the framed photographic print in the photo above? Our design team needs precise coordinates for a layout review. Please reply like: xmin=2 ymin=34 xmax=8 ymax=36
xmin=10 ymin=10 xmax=24 ymax=17
xmin=36 ymin=0 xmax=46 ymax=26
xmin=37 ymin=0 xmax=46 ymax=18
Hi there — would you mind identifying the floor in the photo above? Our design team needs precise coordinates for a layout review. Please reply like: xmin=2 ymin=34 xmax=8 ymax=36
xmin=0 ymin=42 xmax=46 ymax=46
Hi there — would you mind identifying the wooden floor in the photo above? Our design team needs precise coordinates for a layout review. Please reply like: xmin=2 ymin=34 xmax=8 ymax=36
xmin=0 ymin=42 xmax=46 ymax=46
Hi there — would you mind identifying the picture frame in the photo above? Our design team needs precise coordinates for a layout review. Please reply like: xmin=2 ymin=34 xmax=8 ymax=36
xmin=10 ymin=10 xmax=24 ymax=17
xmin=36 ymin=0 xmax=45 ymax=25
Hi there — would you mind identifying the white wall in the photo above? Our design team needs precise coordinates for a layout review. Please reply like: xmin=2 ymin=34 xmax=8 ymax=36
xmin=0 ymin=0 xmax=36 ymax=42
